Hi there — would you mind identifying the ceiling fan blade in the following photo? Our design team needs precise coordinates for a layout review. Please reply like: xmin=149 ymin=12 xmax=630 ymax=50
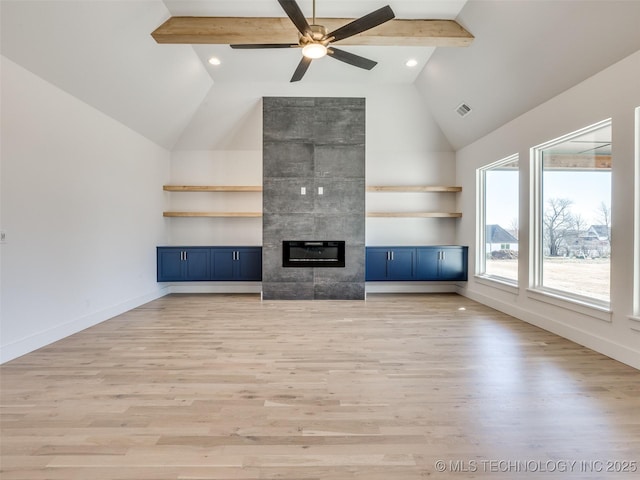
xmin=328 ymin=48 xmax=377 ymax=70
xmin=326 ymin=5 xmax=395 ymax=43
xmin=230 ymin=43 xmax=298 ymax=49
xmin=278 ymin=0 xmax=312 ymax=37
xmin=291 ymin=56 xmax=312 ymax=82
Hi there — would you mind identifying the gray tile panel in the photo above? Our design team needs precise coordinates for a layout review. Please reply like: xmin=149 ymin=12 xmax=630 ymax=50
xmin=263 ymin=97 xmax=365 ymax=300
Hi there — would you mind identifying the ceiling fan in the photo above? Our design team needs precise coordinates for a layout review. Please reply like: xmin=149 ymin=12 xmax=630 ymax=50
xmin=230 ymin=0 xmax=395 ymax=82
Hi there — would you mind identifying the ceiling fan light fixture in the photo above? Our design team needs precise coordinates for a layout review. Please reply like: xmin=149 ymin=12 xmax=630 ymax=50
xmin=302 ymin=43 xmax=327 ymax=59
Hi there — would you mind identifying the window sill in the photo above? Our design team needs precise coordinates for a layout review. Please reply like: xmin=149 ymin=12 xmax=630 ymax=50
xmin=475 ymin=275 xmax=519 ymax=295
xmin=526 ymin=288 xmax=612 ymax=322
xmin=629 ymin=315 xmax=640 ymax=332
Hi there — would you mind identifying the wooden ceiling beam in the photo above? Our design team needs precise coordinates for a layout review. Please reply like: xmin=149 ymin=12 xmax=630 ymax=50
xmin=151 ymin=17 xmax=474 ymax=47
xmin=544 ymin=154 xmax=612 ymax=170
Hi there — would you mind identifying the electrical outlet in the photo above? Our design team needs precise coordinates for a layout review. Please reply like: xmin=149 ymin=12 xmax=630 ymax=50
xmin=0 ymin=231 xmax=5 ymax=244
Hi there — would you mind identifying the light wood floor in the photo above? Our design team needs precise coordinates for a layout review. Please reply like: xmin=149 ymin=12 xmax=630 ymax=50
xmin=1 ymin=293 xmax=639 ymax=479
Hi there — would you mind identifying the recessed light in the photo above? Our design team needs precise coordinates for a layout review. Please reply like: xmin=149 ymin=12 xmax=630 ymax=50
xmin=405 ymin=59 xmax=418 ymax=68
xmin=208 ymin=57 xmax=221 ymax=66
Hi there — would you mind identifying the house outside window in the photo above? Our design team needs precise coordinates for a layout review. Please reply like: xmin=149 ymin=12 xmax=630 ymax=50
xmin=477 ymin=155 xmax=519 ymax=284
xmin=532 ymin=120 xmax=612 ymax=306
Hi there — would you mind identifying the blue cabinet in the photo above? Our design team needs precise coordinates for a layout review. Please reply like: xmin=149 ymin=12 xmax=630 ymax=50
xmin=211 ymin=248 xmax=236 ymax=280
xmin=157 ymin=247 xmax=210 ymax=282
xmin=365 ymin=247 xmax=415 ymax=281
xmin=235 ymin=248 xmax=262 ymax=281
xmin=365 ymin=249 xmax=390 ymax=280
xmin=416 ymin=246 xmax=468 ymax=281
xmin=211 ymin=247 xmax=262 ymax=281
xmin=366 ymin=246 xmax=468 ymax=282
xmin=157 ymin=246 xmax=261 ymax=282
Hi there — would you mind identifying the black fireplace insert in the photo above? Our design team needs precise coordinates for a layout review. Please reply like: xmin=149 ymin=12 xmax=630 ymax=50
xmin=283 ymin=241 xmax=345 ymax=267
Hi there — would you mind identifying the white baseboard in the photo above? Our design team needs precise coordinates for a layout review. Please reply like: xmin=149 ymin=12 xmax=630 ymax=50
xmin=366 ymin=282 xmax=459 ymax=294
xmin=166 ymin=283 xmax=262 ymax=294
xmin=165 ymin=282 xmax=458 ymax=295
xmin=458 ymin=287 xmax=640 ymax=370
xmin=0 ymin=287 xmax=169 ymax=364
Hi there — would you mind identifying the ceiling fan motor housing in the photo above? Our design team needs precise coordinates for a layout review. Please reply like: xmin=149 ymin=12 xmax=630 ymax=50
xmin=300 ymin=24 xmax=330 ymax=46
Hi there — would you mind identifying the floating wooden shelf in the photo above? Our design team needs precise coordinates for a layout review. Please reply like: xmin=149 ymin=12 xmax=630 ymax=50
xmin=366 ymin=185 xmax=462 ymax=218
xmin=367 ymin=185 xmax=462 ymax=192
xmin=163 ymin=185 xmax=262 ymax=192
xmin=367 ymin=212 xmax=462 ymax=218
xmin=163 ymin=212 xmax=262 ymax=218
xmin=163 ymin=186 xmax=262 ymax=218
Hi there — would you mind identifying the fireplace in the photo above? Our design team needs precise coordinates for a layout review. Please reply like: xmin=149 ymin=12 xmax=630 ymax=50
xmin=283 ymin=241 xmax=345 ymax=268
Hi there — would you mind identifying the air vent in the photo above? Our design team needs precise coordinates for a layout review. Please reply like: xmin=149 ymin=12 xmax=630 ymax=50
xmin=455 ymin=103 xmax=472 ymax=118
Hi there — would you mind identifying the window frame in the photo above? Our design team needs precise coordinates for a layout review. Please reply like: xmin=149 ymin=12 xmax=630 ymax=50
xmin=632 ymin=107 xmax=640 ymax=327
xmin=476 ymin=153 xmax=519 ymax=287
xmin=530 ymin=118 xmax=612 ymax=313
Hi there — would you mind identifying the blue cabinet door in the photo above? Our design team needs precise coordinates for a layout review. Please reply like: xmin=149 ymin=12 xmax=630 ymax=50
xmin=416 ymin=247 xmax=440 ymax=281
xmin=439 ymin=247 xmax=468 ymax=281
xmin=211 ymin=248 xmax=236 ymax=280
xmin=236 ymin=248 xmax=262 ymax=281
xmin=386 ymin=248 xmax=414 ymax=280
xmin=365 ymin=248 xmax=391 ymax=281
xmin=183 ymin=249 xmax=210 ymax=280
xmin=157 ymin=248 xmax=184 ymax=281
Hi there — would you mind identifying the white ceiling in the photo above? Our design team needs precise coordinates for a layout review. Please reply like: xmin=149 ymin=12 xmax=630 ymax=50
xmin=192 ymin=44 xmax=436 ymax=84
xmin=417 ymin=0 xmax=640 ymax=149
xmin=0 ymin=0 xmax=213 ymax=149
xmin=2 ymin=1 xmax=639 ymax=151
xmin=162 ymin=1 xmax=467 ymax=19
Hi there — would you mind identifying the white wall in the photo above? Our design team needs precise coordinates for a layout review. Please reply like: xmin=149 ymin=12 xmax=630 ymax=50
xmin=456 ymin=50 xmax=640 ymax=369
xmin=169 ymin=82 xmax=457 ymax=248
xmin=0 ymin=57 xmax=170 ymax=363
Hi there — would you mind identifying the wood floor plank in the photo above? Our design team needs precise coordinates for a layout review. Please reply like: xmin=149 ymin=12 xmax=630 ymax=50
xmin=1 ymin=293 xmax=639 ymax=479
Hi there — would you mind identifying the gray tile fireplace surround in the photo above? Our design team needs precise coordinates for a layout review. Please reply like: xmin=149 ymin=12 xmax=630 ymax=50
xmin=262 ymin=97 xmax=365 ymax=300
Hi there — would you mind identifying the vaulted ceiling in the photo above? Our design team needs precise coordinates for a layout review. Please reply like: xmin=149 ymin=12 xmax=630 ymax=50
xmin=2 ymin=1 xmax=639 ymax=150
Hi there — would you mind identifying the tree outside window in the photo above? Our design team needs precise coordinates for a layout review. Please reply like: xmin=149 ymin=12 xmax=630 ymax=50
xmin=534 ymin=120 xmax=611 ymax=305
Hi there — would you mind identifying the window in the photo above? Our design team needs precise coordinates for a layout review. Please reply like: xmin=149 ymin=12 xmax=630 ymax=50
xmin=532 ymin=120 xmax=612 ymax=307
xmin=477 ymin=154 xmax=519 ymax=284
